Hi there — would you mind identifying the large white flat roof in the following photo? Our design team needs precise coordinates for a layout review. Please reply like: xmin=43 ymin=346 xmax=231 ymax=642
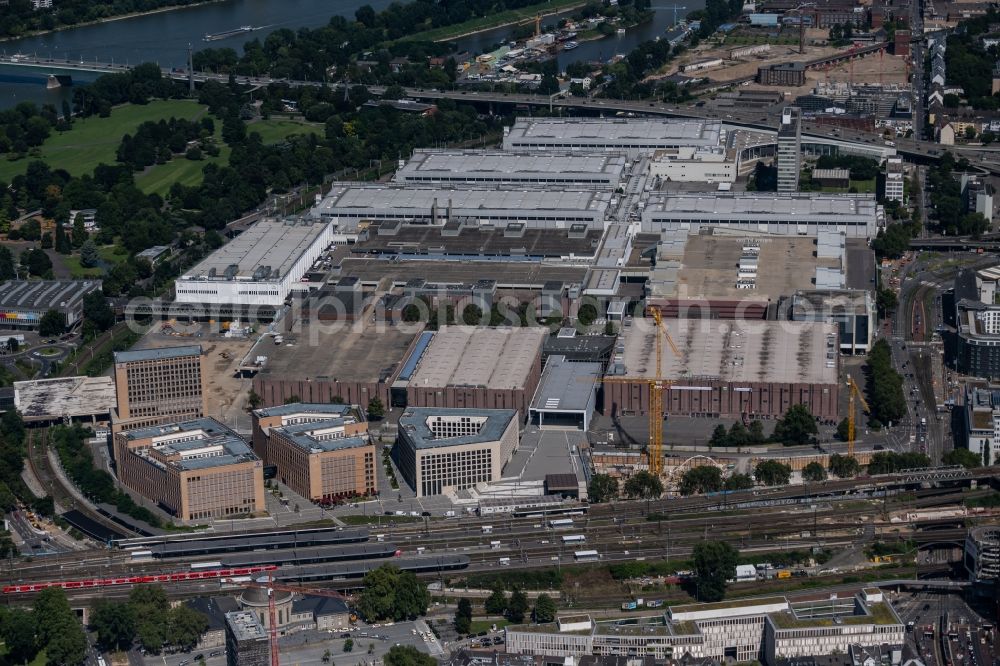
xmin=615 ymin=318 xmax=839 ymax=385
xmin=181 ymin=217 xmax=327 ymax=282
xmin=396 ymin=149 xmax=628 ymax=182
xmin=14 ymin=376 xmax=116 ymax=421
xmin=505 ymin=117 xmax=722 ymax=145
xmin=409 ymin=327 xmax=547 ymax=391
xmin=316 ymin=184 xmax=612 ymax=215
xmin=643 ymin=193 xmax=878 ymax=222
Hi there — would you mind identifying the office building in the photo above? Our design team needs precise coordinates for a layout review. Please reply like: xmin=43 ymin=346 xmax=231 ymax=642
xmin=603 ymin=317 xmax=840 ymax=420
xmin=0 ymin=280 xmax=102 ymax=330
xmin=777 ymin=107 xmax=802 ymax=193
xmin=758 ymin=62 xmax=807 ymax=87
xmin=394 ymin=407 xmax=518 ymax=497
xmin=647 ymin=146 xmax=738 ymax=183
xmin=965 ymin=526 xmax=1000 ymax=582
xmin=399 ymin=326 xmax=547 ymax=418
xmin=962 ymin=174 xmax=994 ymax=224
xmin=790 ymin=290 xmax=876 ymax=354
xmin=960 ymin=383 xmax=1000 ymax=467
xmin=113 ymin=418 xmax=265 ymax=523
xmin=313 ymin=183 xmax=613 ymax=232
xmin=175 ymin=216 xmax=334 ymax=312
xmin=225 ymin=611 xmax=270 ymax=666
xmin=112 ymin=345 xmax=207 ymax=433
xmin=251 ymin=403 xmax=376 ymax=502
xmin=394 ymin=149 xmax=628 ymax=189
xmin=953 ymin=268 xmax=1000 ymax=379
xmin=505 ymin=589 xmax=903 ymax=664
xmin=884 ymin=157 xmax=904 ymax=203
xmin=640 ymin=193 xmax=882 ymax=238
xmin=501 ymin=117 xmax=723 ymax=157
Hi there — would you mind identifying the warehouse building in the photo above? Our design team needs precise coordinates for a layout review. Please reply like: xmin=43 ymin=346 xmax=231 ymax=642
xmin=397 ymin=326 xmax=547 ymax=418
xmin=0 ymin=279 xmax=102 ymax=330
xmin=502 ymin=117 xmax=723 ymax=157
xmin=528 ymin=355 xmax=601 ymax=430
xmin=394 ymin=149 xmax=628 ymax=189
xmin=313 ymin=184 xmax=613 ymax=231
xmin=505 ymin=589 xmax=903 ymax=663
xmin=112 ymin=418 xmax=266 ymax=523
xmin=174 ymin=216 xmax=333 ymax=316
xmin=394 ymin=407 xmax=519 ymax=497
xmin=640 ymin=193 xmax=882 ymax=238
xmin=603 ymin=317 xmax=840 ymax=420
xmin=112 ymin=345 xmax=207 ymax=433
xmin=251 ymin=403 xmax=376 ymax=502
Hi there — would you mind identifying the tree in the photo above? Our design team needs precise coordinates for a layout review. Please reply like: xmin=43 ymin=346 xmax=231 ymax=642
xmin=2 ymin=609 xmax=38 ymax=664
xmin=0 ymin=246 xmax=15 ymax=280
xmin=692 ymin=540 xmax=739 ymax=602
xmin=283 ymin=395 xmax=302 ymax=404
xmin=587 ymin=473 xmax=619 ymax=503
xmin=384 ymin=645 xmax=437 ymax=666
xmin=724 ymin=473 xmax=754 ymax=491
xmin=876 ymin=287 xmax=898 ymax=317
xmin=802 ymin=461 xmax=828 ymax=482
xmin=754 ymin=460 xmax=792 ymax=486
xmin=484 ymin=583 xmax=507 ymax=615
xmin=836 ymin=418 xmax=851 ymax=442
xmin=577 ymin=303 xmax=598 ymax=326
xmin=344 ymin=638 xmax=354 ymax=652
xmin=367 ymin=396 xmax=385 ymax=421
xmin=454 ymin=598 xmax=472 ymax=634
xmin=623 ymin=471 xmax=663 ymax=499
xmin=79 ymin=239 xmax=101 ymax=268
xmin=54 ymin=222 xmax=71 ymax=254
xmin=942 ymin=448 xmax=982 ymax=469
xmin=247 ymin=389 xmax=262 ymax=409
xmin=748 ymin=420 xmax=765 ymax=444
xmin=34 ymin=587 xmax=86 ymax=666
xmin=393 ymin=571 xmax=430 ymax=621
xmin=166 ymin=605 xmax=207 ymax=652
xmin=507 ymin=588 xmax=529 ymax=624
xmin=83 ymin=291 xmax=115 ymax=332
xmin=461 ymin=304 xmax=483 ymax=326
xmin=828 ymin=453 xmax=861 ymax=478
xmin=356 ymin=565 xmax=428 ymax=622
xmin=533 ymin=593 xmax=557 ymax=624
xmin=38 ymin=309 xmax=66 ymax=337
xmin=90 ymin=601 xmax=136 ymax=651
xmin=772 ymin=404 xmax=818 ymax=445
xmin=678 ymin=465 xmax=723 ymax=496
xmin=709 ymin=424 xmax=728 ymax=448
xmin=72 ymin=213 xmax=87 ymax=249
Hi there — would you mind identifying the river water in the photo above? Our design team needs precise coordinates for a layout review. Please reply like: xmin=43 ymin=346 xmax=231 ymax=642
xmin=0 ymin=0 xmax=702 ymax=109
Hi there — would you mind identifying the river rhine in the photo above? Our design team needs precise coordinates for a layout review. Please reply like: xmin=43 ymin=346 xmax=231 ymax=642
xmin=0 ymin=0 xmax=702 ymax=109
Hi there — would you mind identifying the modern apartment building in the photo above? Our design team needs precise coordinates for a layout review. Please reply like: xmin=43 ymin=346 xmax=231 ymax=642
xmin=965 ymin=526 xmax=1000 ymax=582
xmin=777 ymin=107 xmax=802 ymax=193
xmin=251 ymin=403 xmax=376 ymax=502
xmin=505 ymin=590 xmax=903 ymax=665
xmin=113 ymin=418 xmax=265 ymax=522
xmin=394 ymin=407 xmax=518 ymax=497
xmin=112 ymin=345 xmax=207 ymax=433
xmin=225 ymin=611 xmax=270 ymax=666
xmin=884 ymin=156 xmax=904 ymax=203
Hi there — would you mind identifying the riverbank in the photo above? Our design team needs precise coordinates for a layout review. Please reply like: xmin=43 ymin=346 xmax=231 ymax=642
xmin=403 ymin=0 xmax=588 ymax=43
xmin=0 ymin=0 xmax=228 ymax=45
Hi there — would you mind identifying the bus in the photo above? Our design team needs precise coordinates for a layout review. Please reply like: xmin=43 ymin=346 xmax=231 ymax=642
xmin=574 ymin=550 xmax=599 ymax=562
xmin=562 ymin=534 xmax=586 ymax=544
xmin=549 ymin=518 xmax=574 ymax=529
xmin=129 ymin=550 xmax=154 ymax=562
xmin=190 ymin=561 xmax=223 ymax=570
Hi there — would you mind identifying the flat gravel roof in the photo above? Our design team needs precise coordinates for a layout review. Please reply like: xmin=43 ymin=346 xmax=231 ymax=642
xmin=504 ymin=117 xmax=722 ymax=146
xmin=409 ymin=326 xmax=546 ymax=391
xmin=0 ymin=279 xmax=101 ymax=312
xmin=396 ymin=149 xmax=627 ymax=184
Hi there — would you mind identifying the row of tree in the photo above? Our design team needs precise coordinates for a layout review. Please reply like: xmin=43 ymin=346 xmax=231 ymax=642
xmin=90 ymin=586 xmax=208 ymax=654
xmin=0 ymin=587 xmax=87 ymax=665
xmin=117 ymin=116 xmax=215 ymax=171
xmin=864 ymin=340 xmax=907 ymax=429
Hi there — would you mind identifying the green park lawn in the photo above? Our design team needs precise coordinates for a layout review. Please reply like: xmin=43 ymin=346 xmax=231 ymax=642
xmin=248 ymin=117 xmax=323 ymax=144
xmin=0 ymin=100 xmax=208 ymax=183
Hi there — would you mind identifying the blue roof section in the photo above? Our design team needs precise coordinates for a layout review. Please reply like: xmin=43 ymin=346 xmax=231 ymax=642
xmin=398 ymin=407 xmax=516 ymax=450
xmin=254 ymin=403 xmax=354 ymax=418
xmin=397 ymin=331 xmax=435 ymax=382
xmin=114 ymin=345 xmax=202 ymax=364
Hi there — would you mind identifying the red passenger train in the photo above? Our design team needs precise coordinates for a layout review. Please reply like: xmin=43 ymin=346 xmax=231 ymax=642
xmin=2 ymin=565 xmax=278 ymax=594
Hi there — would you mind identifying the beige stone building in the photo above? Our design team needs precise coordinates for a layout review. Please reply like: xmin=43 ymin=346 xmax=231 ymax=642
xmin=113 ymin=417 xmax=265 ymax=522
xmin=394 ymin=407 xmax=518 ymax=497
xmin=111 ymin=345 xmax=207 ymax=433
xmin=251 ymin=403 xmax=376 ymax=502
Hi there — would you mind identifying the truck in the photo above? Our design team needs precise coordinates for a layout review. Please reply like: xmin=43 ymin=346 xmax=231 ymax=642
xmin=499 ymin=557 xmax=511 ymax=566
xmin=482 ymin=525 xmax=493 ymax=534
xmin=490 ymin=540 xmax=502 ymax=550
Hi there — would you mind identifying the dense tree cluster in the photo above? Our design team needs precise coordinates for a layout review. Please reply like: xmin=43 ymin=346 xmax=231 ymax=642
xmin=828 ymin=453 xmax=861 ymax=478
xmin=944 ymin=10 xmax=1000 ymax=111
xmin=623 ymin=470 xmax=664 ymax=499
xmin=117 ymin=117 xmax=213 ymax=170
xmin=814 ymin=154 xmax=880 ymax=181
xmin=772 ymin=404 xmax=819 ymax=445
xmin=356 ymin=565 xmax=430 ymax=621
xmin=864 ymin=340 xmax=906 ymax=428
xmin=943 ymin=447 xmax=986 ymax=468
xmin=588 ymin=473 xmax=619 ymax=502
xmin=867 ymin=451 xmax=931 ymax=474
xmin=50 ymin=424 xmax=162 ymax=527
xmin=0 ymin=587 xmax=88 ymax=665
xmin=385 ymin=645 xmax=437 ymax=666
xmin=708 ymin=420 xmax=766 ymax=448
xmin=692 ymin=540 xmax=739 ymax=602
xmin=0 ymin=102 xmax=57 ymax=157
xmin=753 ymin=460 xmax=792 ymax=486
xmin=926 ymin=152 xmax=990 ymax=236
xmin=691 ymin=0 xmax=743 ymax=37
xmin=73 ymin=63 xmax=189 ymax=118
xmin=0 ymin=411 xmax=29 ymax=513
xmin=0 ymin=0 xmax=217 ymax=39
xmin=90 ymin=586 xmax=207 ymax=654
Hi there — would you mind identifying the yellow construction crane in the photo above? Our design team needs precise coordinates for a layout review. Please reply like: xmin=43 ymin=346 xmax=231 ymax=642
xmin=846 ymin=375 xmax=870 ymax=459
xmin=534 ymin=13 xmax=541 ymax=37
xmin=602 ymin=306 xmax=680 ymax=476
